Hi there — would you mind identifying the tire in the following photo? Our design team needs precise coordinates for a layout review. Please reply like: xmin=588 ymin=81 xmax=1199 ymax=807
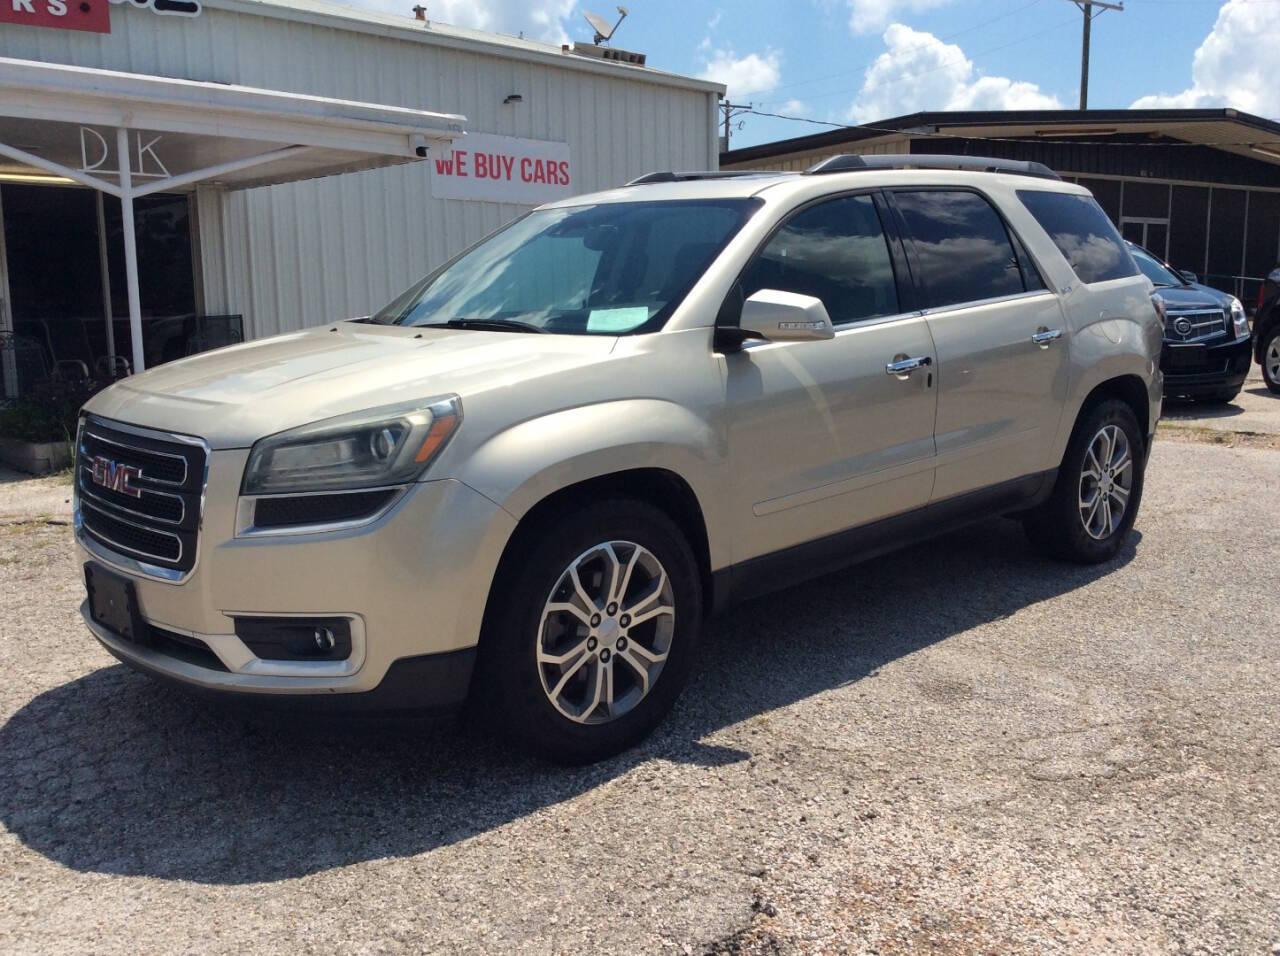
xmin=1262 ymin=327 xmax=1280 ymax=395
xmin=473 ymin=498 xmax=702 ymax=764
xmin=1023 ymin=399 xmax=1146 ymax=564
xmin=1200 ymin=387 xmax=1241 ymax=404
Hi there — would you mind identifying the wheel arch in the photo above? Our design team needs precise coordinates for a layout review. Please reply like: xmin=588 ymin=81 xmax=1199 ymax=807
xmin=1063 ymin=373 xmax=1152 ymax=465
xmin=484 ymin=467 xmax=715 ymax=625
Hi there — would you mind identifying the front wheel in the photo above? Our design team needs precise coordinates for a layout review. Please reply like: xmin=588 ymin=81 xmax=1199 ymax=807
xmin=1023 ymin=399 xmax=1146 ymax=564
xmin=474 ymin=499 xmax=702 ymax=764
xmin=1262 ymin=328 xmax=1280 ymax=395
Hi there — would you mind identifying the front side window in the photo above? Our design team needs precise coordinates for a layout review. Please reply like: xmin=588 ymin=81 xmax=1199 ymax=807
xmin=893 ymin=190 xmax=1025 ymax=308
xmin=1017 ymin=190 xmax=1139 ymax=285
xmin=739 ymin=194 xmax=899 ymax=325
xmin=374 ymin=199 xmax=759 ymax=335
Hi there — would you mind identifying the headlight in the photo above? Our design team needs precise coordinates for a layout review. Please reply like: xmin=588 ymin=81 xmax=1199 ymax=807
xmin=1229 ymin=297 xmax=1249 ymax=338
xmin=241 ymin=396 xmax=461 ymax=495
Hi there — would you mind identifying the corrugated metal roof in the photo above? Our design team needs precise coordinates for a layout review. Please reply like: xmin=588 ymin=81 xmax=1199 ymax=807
xmin=721 ymin=109 xmax=1280 ymax=169
xmin=205 ymin=0 xmax=726 ymax=95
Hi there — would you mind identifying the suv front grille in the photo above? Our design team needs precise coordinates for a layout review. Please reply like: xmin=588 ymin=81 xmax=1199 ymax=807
xmin=1164 ymin=308 xmax=1228 ymax=343
xmin=78 ymin=417 xmax=206 ymax=575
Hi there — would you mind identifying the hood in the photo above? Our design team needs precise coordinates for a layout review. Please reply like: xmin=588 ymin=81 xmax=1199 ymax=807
xmin=1156 ymin=282 xmax=1234 ymax=311
xmin=85 ymin=322 xmax=617 ymax=449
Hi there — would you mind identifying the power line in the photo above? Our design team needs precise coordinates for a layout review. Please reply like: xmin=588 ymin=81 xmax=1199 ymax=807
xmin=732 ymin=0 xmax=1049 ymax=100
xmin=745 ymin=13 xmax=1078 ymax=113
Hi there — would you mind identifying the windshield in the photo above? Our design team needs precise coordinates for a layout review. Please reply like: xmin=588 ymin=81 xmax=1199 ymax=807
xmin=373 ymin=199 xmax=761 ymax=334
xmin=1128 ymin=243 xmax=1182 ymax=288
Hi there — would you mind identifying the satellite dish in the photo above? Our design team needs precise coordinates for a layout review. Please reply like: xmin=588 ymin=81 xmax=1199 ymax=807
xmin=584 ymin=5 xmax=628 ymax=44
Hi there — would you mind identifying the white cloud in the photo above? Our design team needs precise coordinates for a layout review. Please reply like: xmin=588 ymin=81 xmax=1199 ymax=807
xmin=346 ymin=0 xmax=577 ymax=44
xmin=846 ymin=0 xmax=950 ymax=35
xmin=1130 ymin=0 xmax=1280 ymax=116
xmin=848 ymin=24 xmax=1062 ymax=123
xmin=778 ymin=98 xmax=810 ymax=116
xmin=699 ymin=49 xmax=783 ymax=98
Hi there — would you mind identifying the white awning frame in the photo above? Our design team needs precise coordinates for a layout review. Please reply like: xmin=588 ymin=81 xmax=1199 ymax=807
xmin=0 ymin=56 xmax=467 ymax=377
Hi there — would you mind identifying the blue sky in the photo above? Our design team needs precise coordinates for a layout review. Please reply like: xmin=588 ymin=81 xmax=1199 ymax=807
xmin=356 ymin=0 xmax=1280 ymax=150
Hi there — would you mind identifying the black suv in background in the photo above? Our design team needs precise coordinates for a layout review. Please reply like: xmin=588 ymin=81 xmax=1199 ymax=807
xmin=1253 ymin=267 xmax=1280 ymax=394
xmin=1128 ymin=242 xmax=1253 ymax=403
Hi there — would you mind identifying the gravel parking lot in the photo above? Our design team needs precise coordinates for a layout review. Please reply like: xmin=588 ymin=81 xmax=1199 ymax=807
xmin=1 ymin=400 xmax=1278 ymax=954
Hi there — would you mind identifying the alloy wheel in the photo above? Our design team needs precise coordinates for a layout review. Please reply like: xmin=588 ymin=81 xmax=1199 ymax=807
xmin=1078 ymin=424 xmax=1133 ymax=540
xmin=537 ymin=541 xmax=675 ymax=725
xmin=1267 ymin=335 xmax=1280 ymax=384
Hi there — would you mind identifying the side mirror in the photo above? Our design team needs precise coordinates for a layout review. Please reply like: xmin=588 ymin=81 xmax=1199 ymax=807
xmin=739 ymin=289 xmax=834 ymax=343
xmin=1178 ymin=269 xmax=1198 ymax=285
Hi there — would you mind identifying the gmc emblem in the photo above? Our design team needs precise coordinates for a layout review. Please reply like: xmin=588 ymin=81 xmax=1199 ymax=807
xmin=91 ymin=456 xmax=143 ymax=499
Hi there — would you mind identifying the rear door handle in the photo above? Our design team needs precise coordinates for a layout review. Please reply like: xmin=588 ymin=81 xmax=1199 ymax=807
xmin=1032 ymin=328 xmax=1063 ymax=348
xmin=885 ymin=355 xmax=933 ymax=375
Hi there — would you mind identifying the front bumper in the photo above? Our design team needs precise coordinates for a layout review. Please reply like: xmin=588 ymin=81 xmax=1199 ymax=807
xmin=76 ymin=447 xmax=516 ymax=707
xmin=86 ymin=605 xmax=477 ymax=713
xmin=1161 ymin=333 xmax=1252 ymax=395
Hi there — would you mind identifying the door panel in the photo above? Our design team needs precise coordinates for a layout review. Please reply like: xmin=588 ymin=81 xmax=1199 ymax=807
xmin=925 ymin=293 xmax=1071 ymax=501
xmin=888 ymin=187 xmax=1071 ymax=502
xmin=722 ymin=313 xmax=937 ymax=562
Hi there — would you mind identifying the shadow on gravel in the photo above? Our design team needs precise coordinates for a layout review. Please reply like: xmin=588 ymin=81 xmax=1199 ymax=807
xmin=0 ymin=517 xmax=1139 ymax=885
xmin=1162 ymin=399 xmax=1244 ymax=419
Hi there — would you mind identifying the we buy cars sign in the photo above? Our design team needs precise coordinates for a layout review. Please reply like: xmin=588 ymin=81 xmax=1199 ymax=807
xmin=429 ymin=133 xmax=573 ymax=205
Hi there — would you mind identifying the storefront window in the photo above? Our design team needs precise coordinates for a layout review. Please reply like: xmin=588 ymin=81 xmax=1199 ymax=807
xmin=1 ymin=183 xmax=196 ymax=375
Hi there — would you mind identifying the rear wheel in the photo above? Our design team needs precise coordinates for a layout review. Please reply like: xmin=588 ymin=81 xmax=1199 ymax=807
xmin=1023 ymin=399 xmax=1145 ymax=564
xmin=1262 ymin=328 xmax=1280 ymax=395
xmin=474 ymin=499 xmax=701 ymax=764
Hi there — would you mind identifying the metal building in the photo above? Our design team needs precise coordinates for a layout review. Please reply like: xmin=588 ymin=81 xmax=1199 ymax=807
xmin=0 ymin=0 xmax=722 ymax=382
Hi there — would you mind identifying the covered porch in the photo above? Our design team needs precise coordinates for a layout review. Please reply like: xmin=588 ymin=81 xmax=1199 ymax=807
xmin=0 ymin=56 xmax=465 ymax=397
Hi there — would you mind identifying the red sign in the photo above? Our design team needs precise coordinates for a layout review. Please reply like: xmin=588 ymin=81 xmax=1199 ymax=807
xmin=1 ymin=0 xmax=111 ymax=33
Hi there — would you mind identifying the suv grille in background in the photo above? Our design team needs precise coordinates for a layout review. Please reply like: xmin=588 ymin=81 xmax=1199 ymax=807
xmin=78 ymin=417 xmax=206 ymax=574
xmin=1164 ymin=308 xmax=1228 ymax=343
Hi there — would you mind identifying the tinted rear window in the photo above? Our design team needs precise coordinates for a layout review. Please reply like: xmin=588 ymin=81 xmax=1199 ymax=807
xmin=893 ymin=190 xmax=1025 ymax=308
xmin=1017 ymin=190 xmax=1138 ymax=284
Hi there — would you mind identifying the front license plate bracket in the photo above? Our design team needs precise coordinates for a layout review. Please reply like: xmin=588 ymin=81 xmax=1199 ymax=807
xmin=85 ymin=563 xmax=149 ymax=644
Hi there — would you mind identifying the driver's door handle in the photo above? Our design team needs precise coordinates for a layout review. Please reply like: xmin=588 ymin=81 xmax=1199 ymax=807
xmin=1031 ymin=328 xmax=1063 ymax=347
xmin=885 ymin=355 xmax=933 ymax=375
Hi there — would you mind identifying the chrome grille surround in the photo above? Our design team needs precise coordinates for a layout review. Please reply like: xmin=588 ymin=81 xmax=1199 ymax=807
xmin=75 ymin=416 xmax=210 ymax=582
xmin=1164 ymin=308 xmax=1229 ymax=343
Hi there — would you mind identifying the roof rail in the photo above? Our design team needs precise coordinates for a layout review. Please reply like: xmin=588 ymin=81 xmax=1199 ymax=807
xmin=805 ymin=153 xmax=1061 ymax=181
xmin=625 ymin=170 xmax=781 ymax=185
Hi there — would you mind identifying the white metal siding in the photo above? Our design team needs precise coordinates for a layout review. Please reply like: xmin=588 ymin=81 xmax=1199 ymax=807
xmin=2 ymin=6 xmax=719 ymax=336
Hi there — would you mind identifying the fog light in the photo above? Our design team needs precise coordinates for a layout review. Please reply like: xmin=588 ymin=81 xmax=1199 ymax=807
xmin=234 ymin=617 xmax=353 ymax=661
xmin=313 ymin=626 xmax=336 ymax=652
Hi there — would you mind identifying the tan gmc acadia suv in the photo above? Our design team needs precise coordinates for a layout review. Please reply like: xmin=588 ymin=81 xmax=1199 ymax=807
xmin=75 ymin=155 xmax=1164 ymax=763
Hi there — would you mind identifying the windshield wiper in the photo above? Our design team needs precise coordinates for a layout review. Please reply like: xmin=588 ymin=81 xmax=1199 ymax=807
xmin=439 ymin=317 xmax=549 ymax=334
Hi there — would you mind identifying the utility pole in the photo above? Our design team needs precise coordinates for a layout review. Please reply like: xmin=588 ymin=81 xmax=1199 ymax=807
xmin=720 ymin=101 xmax=753 ymax=150
xmin=1070 ymin=0 xmax=1123 ymax=109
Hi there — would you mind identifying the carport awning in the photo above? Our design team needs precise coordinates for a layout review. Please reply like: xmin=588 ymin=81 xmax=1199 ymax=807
xmin=0 ymin=56 xmax=466 ymax=190
xmin=0 ymin=56 xmax=467 ymax=377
